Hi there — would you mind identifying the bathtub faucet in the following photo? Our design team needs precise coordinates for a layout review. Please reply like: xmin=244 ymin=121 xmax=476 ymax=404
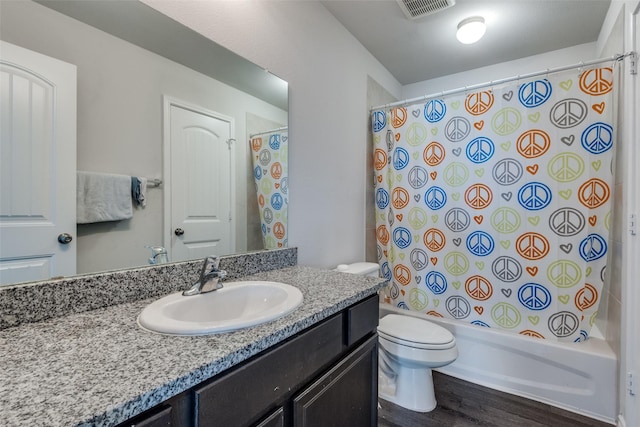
xmin=183 ymin=256 xmax=227 ymax=296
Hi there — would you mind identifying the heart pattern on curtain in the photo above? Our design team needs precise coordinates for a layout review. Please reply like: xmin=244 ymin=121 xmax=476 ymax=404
xmin=372 ymin=66 xmax=617 ymax=342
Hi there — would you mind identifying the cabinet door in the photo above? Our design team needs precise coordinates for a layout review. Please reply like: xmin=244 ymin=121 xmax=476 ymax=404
xmin=254 ymin=407 xmax=284 ymax=427
xmin=293 ymin=335 xmax=378 ymax=427
xmin=194 ymin=314 xmax=343 ymax=427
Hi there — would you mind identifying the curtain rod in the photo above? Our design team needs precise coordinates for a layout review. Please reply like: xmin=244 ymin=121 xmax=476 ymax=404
xmin=249 ymin=126 xmax=288 ymax=139
xmin=371 ymin=52 xmax=634 ymax=111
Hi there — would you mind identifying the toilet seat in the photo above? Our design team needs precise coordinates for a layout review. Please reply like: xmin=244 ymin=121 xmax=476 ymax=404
xmin=378 ymin=331 xmax=456 ymax=350
xmin=378 ymin=314 xmax=455 ymax=350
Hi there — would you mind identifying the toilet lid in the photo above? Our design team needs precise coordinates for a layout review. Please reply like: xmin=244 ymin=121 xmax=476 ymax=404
xmin=378 ymin=314 xmax=454 ymax=347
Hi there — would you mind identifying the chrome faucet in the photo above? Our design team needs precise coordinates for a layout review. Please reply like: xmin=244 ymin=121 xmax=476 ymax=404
xmin=183 ymin=256 xmax=227 ymax=296
xmin=146 ymin=246 xmax=169 ymax=265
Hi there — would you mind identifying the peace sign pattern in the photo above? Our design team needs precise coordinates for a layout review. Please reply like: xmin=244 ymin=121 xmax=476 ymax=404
xmin=251 ymin=130 xmax=288 ymax=250
xmin=372 ymin=66 xmax=616 ymax=342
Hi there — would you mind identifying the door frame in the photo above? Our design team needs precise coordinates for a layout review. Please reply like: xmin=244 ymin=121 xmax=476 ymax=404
xmin=622 ymin=2 xmax=640 ymax=427
xmin=162 ymin=96 xmax=236 ymax=260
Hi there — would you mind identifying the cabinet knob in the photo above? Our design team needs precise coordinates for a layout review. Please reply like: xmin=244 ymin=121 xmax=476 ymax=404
xmin=174 ymin=228 xmax=185 ymax=236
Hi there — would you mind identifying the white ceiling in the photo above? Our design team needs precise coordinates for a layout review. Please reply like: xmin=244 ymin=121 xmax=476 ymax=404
xmin=322 ymin=0 xmax=611 ymax=85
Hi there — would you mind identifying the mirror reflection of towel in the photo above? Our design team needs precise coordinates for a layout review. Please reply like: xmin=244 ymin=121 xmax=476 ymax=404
xmin=131 ymin=176 xmax=147 ymax=207
xmin=77 ymin=171 xmax=133 ymax=223
xmin=139 ymin=177 xmax=147 ymax=207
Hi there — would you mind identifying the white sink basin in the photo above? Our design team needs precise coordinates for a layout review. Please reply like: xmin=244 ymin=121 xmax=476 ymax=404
xmin=137 ymin=281 xmax=303 ymax=335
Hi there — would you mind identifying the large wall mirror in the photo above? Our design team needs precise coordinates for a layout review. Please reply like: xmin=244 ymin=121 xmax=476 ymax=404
xmin=0 ymin=0 xmax=288 ymax=285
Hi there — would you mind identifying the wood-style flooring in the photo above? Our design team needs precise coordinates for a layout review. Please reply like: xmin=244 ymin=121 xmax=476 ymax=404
xmin=378 ymin=372 xmax=614 ymax=427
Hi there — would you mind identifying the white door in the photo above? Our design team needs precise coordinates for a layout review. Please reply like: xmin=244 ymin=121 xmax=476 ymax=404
xmin=164 ymin=99 xmax=235 ymax=261
xmin=0 ymin=41 xmax=77 ymax=285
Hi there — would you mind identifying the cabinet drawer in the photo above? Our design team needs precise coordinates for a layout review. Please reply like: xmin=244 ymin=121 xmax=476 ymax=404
xmin=346 ymin=294 xmax=379 ymax=346
xmin=120 ymin=405 xmax=172 ymax=427
xmin=194 ymin=314 xmax=344 ymax=427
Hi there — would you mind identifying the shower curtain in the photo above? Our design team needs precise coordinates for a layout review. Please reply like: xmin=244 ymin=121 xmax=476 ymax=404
xmin=250 ymin=129 xmax=288 ymax=250
xmin=372 ymin=66 xmax=617 ymax=342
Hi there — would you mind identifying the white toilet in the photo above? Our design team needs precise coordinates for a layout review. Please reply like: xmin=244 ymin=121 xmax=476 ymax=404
xmin=337 ymin=262 xmax=459 ymax=413
xmin=377 ymin=313 xmax=458 ymax=412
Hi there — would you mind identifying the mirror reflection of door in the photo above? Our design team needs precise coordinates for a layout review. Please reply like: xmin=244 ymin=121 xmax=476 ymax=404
xmin=164 ymin=98 xmax=235 ymax=261
xmin=0 ymin=41 xmax=76 ymax=285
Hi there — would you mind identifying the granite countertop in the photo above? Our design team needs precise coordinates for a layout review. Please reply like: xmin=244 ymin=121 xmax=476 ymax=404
xmin=0 ymin=266 xmax=385 ymax=426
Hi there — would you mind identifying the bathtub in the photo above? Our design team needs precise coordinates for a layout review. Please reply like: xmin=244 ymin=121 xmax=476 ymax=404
xmin=379 ymin=303 xmax=617 ymax=424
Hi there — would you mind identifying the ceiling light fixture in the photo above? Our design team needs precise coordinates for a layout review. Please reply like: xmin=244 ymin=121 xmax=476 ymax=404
xmin=456 ymin=16 xmax=486 ymax=44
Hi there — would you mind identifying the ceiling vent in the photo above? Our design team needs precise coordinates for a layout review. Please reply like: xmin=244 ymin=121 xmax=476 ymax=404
xmin=396 ymin=0 xmax=456 ymax=20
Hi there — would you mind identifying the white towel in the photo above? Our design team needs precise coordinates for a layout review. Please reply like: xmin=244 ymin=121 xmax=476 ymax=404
xmin=77 ymin=171 xmax=133 ymax=224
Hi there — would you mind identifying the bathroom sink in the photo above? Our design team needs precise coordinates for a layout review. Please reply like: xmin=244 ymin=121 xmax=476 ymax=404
xmin=137 ymin=281 xmax=303 ymax=335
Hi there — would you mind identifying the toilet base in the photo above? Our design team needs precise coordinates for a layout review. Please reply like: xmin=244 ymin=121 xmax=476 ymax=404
xmin=378 ymin=364 xmax=437 ymax=412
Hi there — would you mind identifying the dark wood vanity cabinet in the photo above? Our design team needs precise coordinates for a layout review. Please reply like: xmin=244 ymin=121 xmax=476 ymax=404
xmin=118 ymin=294 xmax=379 ymax=427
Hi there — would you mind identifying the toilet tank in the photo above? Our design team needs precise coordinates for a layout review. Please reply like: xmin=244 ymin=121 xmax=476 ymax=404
xmin=335 ymin=262 xmax=380 ymax=277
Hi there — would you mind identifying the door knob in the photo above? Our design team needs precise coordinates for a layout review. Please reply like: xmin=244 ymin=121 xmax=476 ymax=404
xmin=174 ymin=228 xmax=185 ymax=236
xmin=57 ymin=233 xmax=73 ymax=244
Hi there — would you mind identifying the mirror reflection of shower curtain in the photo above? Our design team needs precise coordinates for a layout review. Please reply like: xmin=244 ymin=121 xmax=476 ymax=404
xmin=250 ymin=128 xmax=288 ymax=250
xmin=372 ymin=65 xmax=618 ymax=343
